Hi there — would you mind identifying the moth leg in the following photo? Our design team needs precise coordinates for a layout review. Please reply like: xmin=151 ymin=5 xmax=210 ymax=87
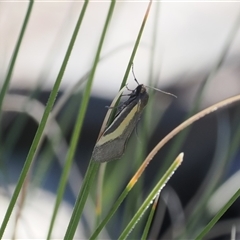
xmin=125 ymin=84 xmax=134 ymax=92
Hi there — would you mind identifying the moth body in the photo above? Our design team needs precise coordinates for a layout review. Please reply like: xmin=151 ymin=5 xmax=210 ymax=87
xmin=92 ymin=84 xmax=149 ymax=163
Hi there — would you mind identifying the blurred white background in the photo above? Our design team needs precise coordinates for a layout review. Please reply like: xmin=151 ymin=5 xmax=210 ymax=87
xmin=1 ymin=1 xmax=240 ymax=99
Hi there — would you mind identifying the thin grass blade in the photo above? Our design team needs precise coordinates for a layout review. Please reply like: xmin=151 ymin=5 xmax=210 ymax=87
xmin=195 ymin=188 xmax=240 ymax=240
xmin=63 ymin=1 xmax=117 ymax=239
xmin=0 ymin=0 xmax=85 ymax=237
xmin=44 ymin=2 xmax=91 ymax=238
xmin=118 ymin=153 xmax=184 ymax=240
xmin=0 ymin=1 xmax=34 ymax=122
xmin=141 ymin=194 xmax=160 ymax=240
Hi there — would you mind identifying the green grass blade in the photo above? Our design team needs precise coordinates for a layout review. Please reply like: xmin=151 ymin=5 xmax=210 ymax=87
xmin=0 ymin=0 xmax=34 ymax=173
xmin=44 ymin=2 xmax=90 ymax=239
xmin=0 ymin=0 xmax=35 ymax=177
xmin=195 ymin=188 xmax=240 ymax=240
xmin=63 ymin=1 xmax=116 ymax=239
xmin=157 ymin=15 xmax=240 ymax=237
xmin=90 ymin=181 xmax=130 ymax=240
xmin=0 ymin=0 xmax=35 ymax=235
xmin=90 ymin=93 xmax=240 ymax=239
xmin=0 ymin=6 xmax=78 ymax=165
xmin=141 ymin=194 xmax=160 ymax=240
xmin=121 ymin=0 xmax=153 ymax=89
xmin=90 ymin=152 xmax=182 ymax=240
xmin=0 ymin=0 xmax=84 ymax=237
xmin=109 ymin=0 xmax=153 ymax=123
xmin=178 ymin=115 xmax=232 ymax=238
xmin=65 ymin=161 xmax=99 ymax=239
xmin=0 ymin=1 xmax=34 ymax=122
xmin=92 ymin=2 xmax=154 ymax=234
xmin=118 ymin=153 xmax=183 ymax=240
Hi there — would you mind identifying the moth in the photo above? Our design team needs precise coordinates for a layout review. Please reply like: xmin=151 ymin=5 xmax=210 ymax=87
xmin=92 ymin=79 xmax=149 ymax=163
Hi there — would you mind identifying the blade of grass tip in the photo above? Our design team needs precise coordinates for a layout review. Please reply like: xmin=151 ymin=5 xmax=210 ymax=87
xmin=118 ymin=153 xmax=184 ymax=240
xmin=163 ymin=117 xmax=240 ymax=239
xmin=90 ymin=94 xmax=240 ymax=239
xmin=0 ymin=0 xmax=84 ymax=237
xmin=166 ymin=105 xmax=240 ymax=237
xmin=141 ymin=194 xmax=160 ymax=240
xmin=0 ymin=0 xmax=34 ymax=126
xmin=63 ymin=2 xmax=116 ymax=239
xmin=129 ymin=97 xmax=240 ymax=199
xmin=195 ymin=188 xmax=240 ymax=240
xmin=139 ymin=95 xmax=240 ymax=179
xmin=147 ymin=95 xmax=240 ymax=240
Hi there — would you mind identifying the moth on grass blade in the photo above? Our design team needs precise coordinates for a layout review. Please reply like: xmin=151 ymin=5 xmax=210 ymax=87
xmin=92 ymin=68 xmax=176 ymax=163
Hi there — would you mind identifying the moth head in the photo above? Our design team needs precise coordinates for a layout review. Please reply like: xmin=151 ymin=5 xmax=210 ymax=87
xmin=140 ymin=85 xmax=147 ymax=94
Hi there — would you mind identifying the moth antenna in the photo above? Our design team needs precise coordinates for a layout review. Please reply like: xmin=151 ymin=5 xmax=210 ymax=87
xmin=131 ymin=64 xmax=176 ymax=98
xmin=146 ymin=86 xmax=177 ymax=98
xmin=131 ymin=63 xmax=140 ymax=85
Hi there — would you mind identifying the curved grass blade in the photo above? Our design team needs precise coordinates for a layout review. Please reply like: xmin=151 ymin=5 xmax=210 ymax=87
xmin=158 ymin=18 xmax=240 ymax=235
xmin=178 ymin=113 xmax=232 ymax=239
xmin=90 ymin=94 xmax=240 ymax=239
xmin=118 ymin=153 xmax=184 ymax=240
xmin=159 ymin=11 xmax=240 ymax=192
